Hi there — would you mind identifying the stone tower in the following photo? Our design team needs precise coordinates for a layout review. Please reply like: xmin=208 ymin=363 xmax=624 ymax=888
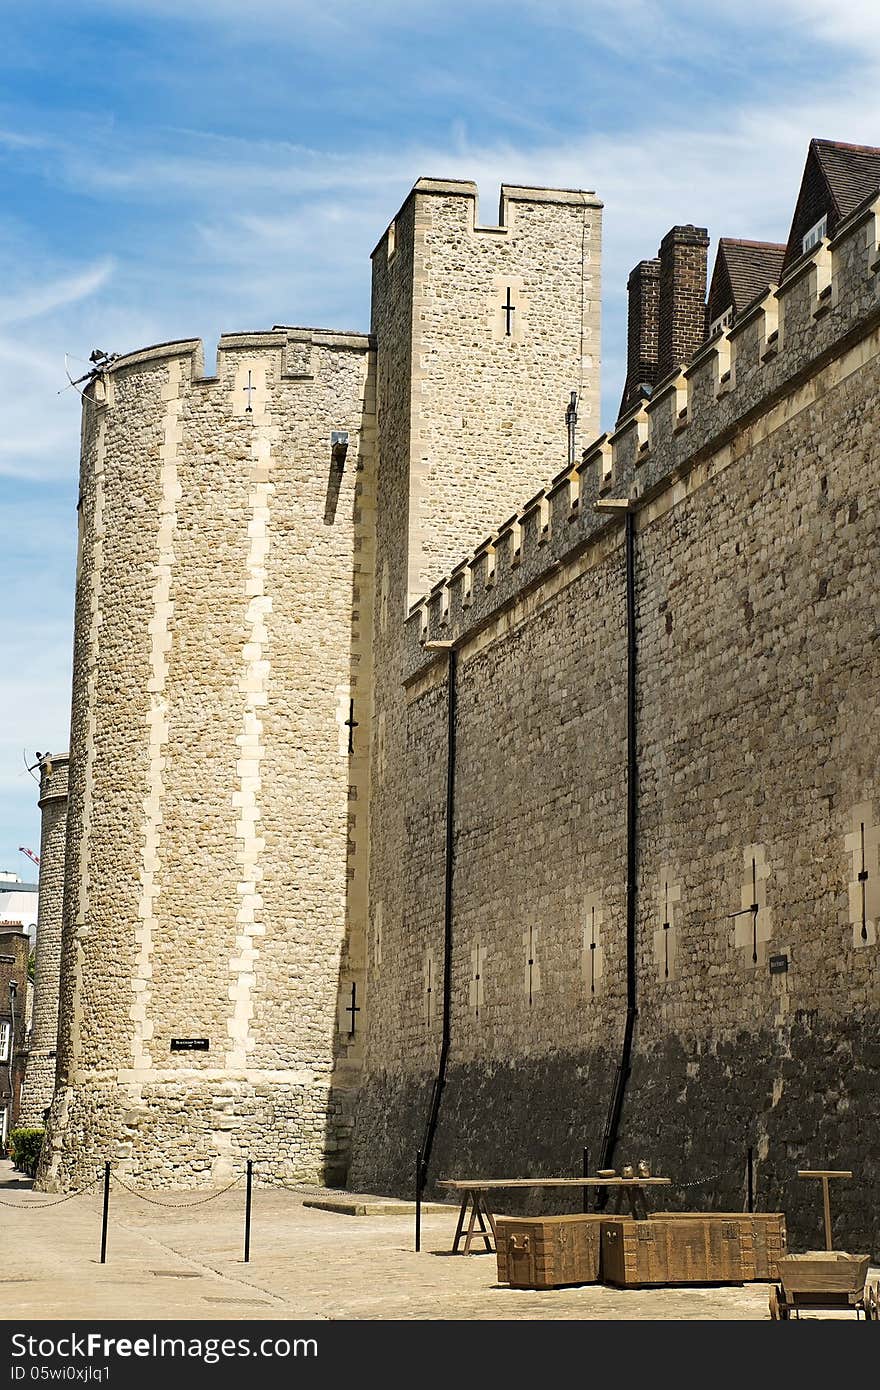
xmin=19 ymin=754 xmax=69 ymax=1127
xmin=40 ymin=177 xmax=602 ymax=1191
xmin=42 ymin=329 xmax=375 ymax=1188
xmin=349 ymin=178 xmax=602 ymax=1188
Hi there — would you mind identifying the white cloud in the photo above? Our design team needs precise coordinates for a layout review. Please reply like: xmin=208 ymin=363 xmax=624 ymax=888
xmin=0 ymin=259 xmax=115 ymax=328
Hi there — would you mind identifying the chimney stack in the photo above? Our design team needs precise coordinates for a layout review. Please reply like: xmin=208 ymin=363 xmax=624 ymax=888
xmin=618 ymin=258 xmax=660 ymax=420
xmin=657 ymin=224 xmax=709 ymax=382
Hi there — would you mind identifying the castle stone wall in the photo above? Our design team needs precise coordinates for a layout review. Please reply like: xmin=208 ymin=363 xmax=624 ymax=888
xmin=41 ymin=329 xmax=375 ymax=1188
xmin=19 ymin=755 xmax=69 ymax=1127
xmin=351 ymin=195 xmax=880 ymax=1253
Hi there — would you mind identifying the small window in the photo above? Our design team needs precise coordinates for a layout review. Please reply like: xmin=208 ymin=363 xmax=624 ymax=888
xmin=387 ymin=221 xmax=396 ymax=261
xmin=0 ymin=1021 xmax=10 ymax=1063
xmin=802 ymin=214 xmax=827 ymax=254
xmin=709 ymin=306 xmax=734 ymax=337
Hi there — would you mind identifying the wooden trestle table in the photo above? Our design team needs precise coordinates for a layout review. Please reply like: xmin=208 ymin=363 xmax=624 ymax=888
xmin=436 ymin=1176 xmax=672 ymax=1254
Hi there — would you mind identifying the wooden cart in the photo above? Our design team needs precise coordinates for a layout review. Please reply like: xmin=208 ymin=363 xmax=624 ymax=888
xmin=769 ymin=1252 xmax=879 ymax=1320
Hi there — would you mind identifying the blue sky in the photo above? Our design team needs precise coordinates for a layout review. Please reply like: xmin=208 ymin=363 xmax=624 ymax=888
xmin=1 ymin=0 xmax=877 ymax=874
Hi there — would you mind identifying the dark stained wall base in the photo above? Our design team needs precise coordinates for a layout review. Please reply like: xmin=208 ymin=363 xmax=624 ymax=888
xmin=349 ymin=1009 xmax=880 ymax=1256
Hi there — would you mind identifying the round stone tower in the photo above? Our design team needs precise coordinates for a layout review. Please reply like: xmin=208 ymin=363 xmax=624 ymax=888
xmin=40 ymin=329 xmax=375 ymax=1189
xmin=19 ymin=754 xmax=69 ymax=1127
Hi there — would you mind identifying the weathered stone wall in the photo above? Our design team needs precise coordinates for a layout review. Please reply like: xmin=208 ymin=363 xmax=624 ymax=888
xmin=350 ymin=179 xmax=604 ymax=1188
xmin=41 ymin=329 xmax=375 ymax=1188
xmin=352 ymin=193 xmax=880 ymax=1254
xmin=19 ymin=755 xmax=69 ymax=1127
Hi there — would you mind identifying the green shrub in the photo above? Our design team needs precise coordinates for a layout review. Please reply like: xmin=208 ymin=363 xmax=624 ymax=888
xmin=9 ymin=1128 xmax=43 ymax=1178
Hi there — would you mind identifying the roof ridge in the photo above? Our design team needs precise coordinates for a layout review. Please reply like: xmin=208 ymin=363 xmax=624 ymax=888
xmin=813 ymin=137 xmax=880 ymax=157
xmin=719 ymin=237 xmax=786 ymax=251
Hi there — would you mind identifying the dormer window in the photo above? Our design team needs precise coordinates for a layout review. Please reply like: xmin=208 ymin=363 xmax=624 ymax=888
xmin=709 ymin=306 xmax=733 ymax=337
xmin=802 ymin=214 xmax=827 ymax=254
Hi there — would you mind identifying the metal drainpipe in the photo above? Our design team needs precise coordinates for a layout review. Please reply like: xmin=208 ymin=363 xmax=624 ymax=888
xmin=596 ymin=504 xmax=638 ymax=1195
xmin=7 ymin=981 xmax=17 ymax=1132
xmin=418 ymin=642 xmax=457 ymax=1203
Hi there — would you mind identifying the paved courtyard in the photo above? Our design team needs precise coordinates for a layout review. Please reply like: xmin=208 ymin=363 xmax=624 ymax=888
xmin=0 ymin=1163 xmax=873 ymax=1322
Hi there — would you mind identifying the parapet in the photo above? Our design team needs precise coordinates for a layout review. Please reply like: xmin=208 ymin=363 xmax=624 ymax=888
xmin=87 ymin=325 xmax=372 ymax=403
xmin=371 ymin=176 xmax=602 ymax=257
xmin=38 ymin=754 xmax=69 ymax=809
xmin=404 ymin=186 xmax=880 ymax=680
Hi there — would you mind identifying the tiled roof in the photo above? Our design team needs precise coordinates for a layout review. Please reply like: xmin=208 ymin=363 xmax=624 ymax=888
xmin=814 ymin=139 xmax=880 ymax=219
xmin=782 ymin=138 xmax=880 ymax=271
xmin=707 ymin=239 xmax=786 ymax=326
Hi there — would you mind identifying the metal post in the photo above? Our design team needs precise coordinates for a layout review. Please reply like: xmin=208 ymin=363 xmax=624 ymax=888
xmin=747 ymin=1146 xmax=754 ymax=1213
xmin=582 ymin=1147 xmax=590 ymax=1213
xmin=100 ymin=1162 xmax=110 ymax=1264
xmin=415 ymin=1148 xmax=423 ymax=1253
xmin=244 ymin=1160 xmax=253 ymax=1263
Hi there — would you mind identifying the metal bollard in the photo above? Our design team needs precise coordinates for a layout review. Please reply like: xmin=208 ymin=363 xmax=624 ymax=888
xmin=415 ymin=1148 xmax=423 ymax=1253
xmin=100 ymin=1162 xmax=110 ymax=1264
xmin=244 ymin=1160 xmax=253 ymax=1263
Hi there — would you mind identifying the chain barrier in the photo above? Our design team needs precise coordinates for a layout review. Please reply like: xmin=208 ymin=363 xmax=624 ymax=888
xmin=245 ymin=1168 xmax=326 ymax=1193
xmin=109 ymin=1172 xmax=244 ymax=1208
xmin=673 ymin=1171 xmax=727 ymax=1189
xmin=0 ymin=1171 xmax=105 ymax=1209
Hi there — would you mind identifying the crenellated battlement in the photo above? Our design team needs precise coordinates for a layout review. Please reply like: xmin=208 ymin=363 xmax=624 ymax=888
xmin=87 ymin=326 xmax=372 ymax=408
xmin=371 ymin=176 xmax=601 ymax=260
xmin=404 ymin=188 xmax=880 ymax=680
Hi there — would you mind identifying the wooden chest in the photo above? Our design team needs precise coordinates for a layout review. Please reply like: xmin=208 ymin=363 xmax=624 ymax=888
xmin=601 ymin=1215 xmax=763 ymax=1286
xmin=660 ymin=1213 xmax=787 ymax=1279
xmin=495 ymin=1214 xmax=603 ymax=1288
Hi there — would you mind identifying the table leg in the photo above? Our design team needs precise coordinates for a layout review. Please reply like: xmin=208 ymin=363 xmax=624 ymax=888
xmin=463 ymin=1193 xmax=481 ymax=1254
xmin=472 ymin=1196 xmax=494 ymax=1252
xmin=451 ymin=1193 xmax=469 ymax=1253
xmin=463 ymin=1193 xmax=494 ymax=1254
xmin=483 ymin=1200 xmax=497 ymax=1244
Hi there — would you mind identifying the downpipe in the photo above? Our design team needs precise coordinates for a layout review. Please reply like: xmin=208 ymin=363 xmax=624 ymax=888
xmin=416 ymin=642 xmax=457 ymax=1246
xmin=596 ymin=503 xmax=638 ymax=1194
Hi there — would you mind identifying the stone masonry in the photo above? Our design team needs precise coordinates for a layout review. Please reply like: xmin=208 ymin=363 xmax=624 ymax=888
xmin=351 ymin=180 xmax=602 ymax=1184
xmin=18 ymin=754 xmax=69 ymax=1127
xmin=349 ymin=184 xmax=880 ymax=1255
xmin=39 ymin=178 xmax=599 ymax=1191
xmin=39 ymin=155 xmax=880 ymax=1256
xmin=41 ymin=329 xmax=376 ymax=1188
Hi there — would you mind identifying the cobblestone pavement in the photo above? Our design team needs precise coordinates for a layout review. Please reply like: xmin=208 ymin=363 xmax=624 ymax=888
xmin=0 ymin=1164 xmax=874 ymax=1322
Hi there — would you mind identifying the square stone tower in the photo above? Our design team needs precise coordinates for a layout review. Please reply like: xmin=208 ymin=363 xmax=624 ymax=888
xmin=350 ymin=177 xmax=602 ymax=1190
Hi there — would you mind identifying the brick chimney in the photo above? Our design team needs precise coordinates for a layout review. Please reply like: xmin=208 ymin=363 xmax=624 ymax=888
xmin=618 ymin=258 xmax=660 ymax=419
xmin=657 ymin=225 xmax=709 ymax=382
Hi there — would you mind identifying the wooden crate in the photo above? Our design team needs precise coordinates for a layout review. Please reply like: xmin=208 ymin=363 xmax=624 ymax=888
xmin=600 ymin=1216 xmax=757 ymax=1286
xmin=660 ymin=1213 xmax=787 ymax=1279
xmin=495 ymin=1214 xmax=603 ymax=1288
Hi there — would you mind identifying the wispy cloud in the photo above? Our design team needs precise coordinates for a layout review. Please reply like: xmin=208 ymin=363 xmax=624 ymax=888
xmin=0 ymin=258 xmax=115 ymax=327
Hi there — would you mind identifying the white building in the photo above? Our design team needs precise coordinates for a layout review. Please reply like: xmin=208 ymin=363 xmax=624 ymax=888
xmin=0 ymin=872 xmax=38 ymax=947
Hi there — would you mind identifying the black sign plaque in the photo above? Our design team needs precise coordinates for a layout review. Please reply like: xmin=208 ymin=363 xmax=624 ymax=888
xmin=170 ymin=1038 xmax=210 ymax=1052
xmin=769 ymin=954 xmax=789 ymax=975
